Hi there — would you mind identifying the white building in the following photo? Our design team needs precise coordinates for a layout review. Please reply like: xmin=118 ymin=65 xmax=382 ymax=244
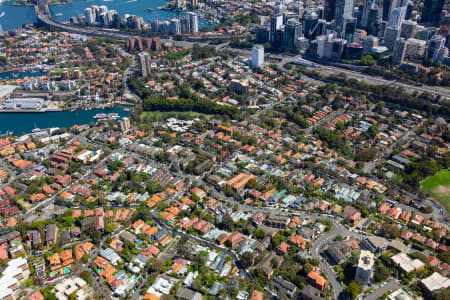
xmin=355 ymin=250 xmax=374 ymax=283
xmin=0 ymin=257 xmax=29 ymax=300
xmin=251 ymin=45 xmax=264 ymax=67
xmin=188 ymin=12 xmax=199 ymax=33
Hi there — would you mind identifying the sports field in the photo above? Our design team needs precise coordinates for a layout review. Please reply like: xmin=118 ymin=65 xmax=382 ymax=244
xmin=421 ymin=170 xmax=450 ymax=213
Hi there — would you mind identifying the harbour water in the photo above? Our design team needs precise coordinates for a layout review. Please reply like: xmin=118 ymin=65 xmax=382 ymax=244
xmin=0 ymin=107 xmax=129 ymax=135
xmin=0 ymin=0 xmax=210 ymax=31
xmin=0 ymin=71 xmax=47 ymax=80
xmin=0 ymin=0 xmax=37 ymax=31
xmin=50 ymin=0 xmax=211 ymax=28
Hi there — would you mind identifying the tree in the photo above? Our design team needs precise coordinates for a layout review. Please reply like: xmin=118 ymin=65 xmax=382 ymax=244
xmin=346 ymin=281 xmax=360 ymax=298
xmin=254 ymin=229 xmax=265 ymax=240
xmin=241 ymin=251 xmax=254 ymax=268
xmin=374 ymin=265 xmax=390 ymax=283
xmin=82 ymin=254 xmax=89 ymax=263
xmin=146 ymin=258 xmax=164 ymax=273
xmin=80 ymin=270 xmax=92 ymax=284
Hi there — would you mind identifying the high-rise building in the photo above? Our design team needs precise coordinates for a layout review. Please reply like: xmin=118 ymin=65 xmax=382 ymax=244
xmin=421 ymin=0 xmax=445 ymax=27
xmin=151 ymin=19 xmax=161 ymax=32
xmin=191 ymin=0 xmax=198 ymax=9
xmin=362 ymin=35 xmax=379 ymax=53
xmin=343 ymin=17 xmax=356 ymax=42
xmin=84 ymin=8 xmax=96 ymax=24
xmin=427 ymin=35 xmax=445 ymax=60
xmin=170 ymin=18 xmax=181 ymax=35
xmin=392 ymin=37 xmax=407 ymax=65
xmin=270 ymin=14 xmax=284 ymax=42
xmin=175 ymin=0 xmax=184 ymax=9
xmin=405 ymin=38 xmax=426 ymax=58
xmin=382 ymin=0 xmax=393 ymax=21
xmin=361 ymin=0 xmax=375 ymax=28
xmin=256 ymin=25 xmax=270 ymax=43
xmin=400 ymin=20 xmax=416 ymax=39
xmin=283 ymin=18 xmax=302 ymax=49
xmin=139 ymin=52 xmax=151 ymax=77
xmin=383 ymin=26 xmax=400 ymax=50
xmin=366 ymin=7 xmax=379 ymax=35
xmin=119 ymin=117 xmax=131 ymax=133
xmin=188 ymin=12 xmax=199 ymax=33
xmin=324 ymin=0 xmax=336 ymax=21
xmin=388 ymin=6 xmax=406 ymax=27
xmin=303 ymin=10 xmax=319 ymax=40
xmin=334 ymin=0 xmax=354 ymax=32
xmin=331 ymin=38 xmax=347 ymax=59
xmin=180 ymin=16 xmax=190 ymax=34
xmin=251 ymin=45 xmax=264 ymax=67
xmin=355 ymin=251 xmax=375 ymax=283
xmin=161 ymin=21 xmax=170 ymax=33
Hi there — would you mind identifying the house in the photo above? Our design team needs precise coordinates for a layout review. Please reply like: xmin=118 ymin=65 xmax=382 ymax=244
xmin=326 ymin=241 xmax=351 ymax=265
xmin=274 ymin=276 xmax=297 ymax=298
xmin=300 ymin=285 xmax=324 ymax=300
xmin=225 ymin=232 xmax=244 ymax=248
xmin=289 ymin=234 xmax=306 ymax=249
xmin=45 ymin=224 xmax=57 ymax=245
xmin=176 ymin=287 xmax=201 ymax=300
xmin=265 ymin=216 xmax=290 ymax=228
xmin=307 ymin=270 xmax=327 ymax=291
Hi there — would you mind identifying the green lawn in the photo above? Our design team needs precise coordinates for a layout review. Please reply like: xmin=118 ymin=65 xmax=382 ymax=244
xmin=421 ymin=169 xmax=450 ymax=213
xmin=140 ymin=111 xmax=204 ymax=122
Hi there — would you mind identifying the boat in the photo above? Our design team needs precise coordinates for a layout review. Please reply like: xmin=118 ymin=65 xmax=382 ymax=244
xmin=55 ymin=13 xmax=64 ymax=17
xmin=123 ymin=108 xmax=130 ymax=111
xmin=147 ymin=8 xmax=154 ymax=11
xmin=11 ymin=72 xmax=19 ymax=78
xmin=32 ymin=128 xmax=41 ymax=133
xmin=0 ymin=12 xmax=5 ymax=18
xmin=94 ymin=113 xmax=107 ymax=119
xmin=108 ymin=113 xmax=120 ymax=119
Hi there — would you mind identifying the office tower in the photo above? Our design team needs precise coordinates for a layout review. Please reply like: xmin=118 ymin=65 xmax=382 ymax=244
xmin=421 ymin=0 xmax=445 ymax=27
xmin=256 ymin=25 xmax=270 ymax=43
xmin=180 ymin=17 xmax=190 ymax=34
xmin=251 ymin=45 xmax=264 ymax=67
xmin=334 ymin=0 xmax=354 ymax=32
xmin=119 ymin=117 xmax=131 ymax=132
xmin=295 ymin=37 xmax=309 ymax=52
xmin=170 ymin=18 xmax=181 ymax=35
xmin=274 ymin=4 xmax=287 ymax=15
xmin=366 ymin=8 xmax=379 ymax=35
xmin=434 ymin=47 xmax=449 ymax=62
xmin=343 ymin=17 xmax=356 ymax=42
xmin=188 ymin=12 xmax=199 ymax=33
xmin=316 ymin=35 xmax=328 ymax=57
xmin=100 ymin=12 xmax=108 ymax=26
xmin=392 ymin=37 xmax=407 ymax=65
xmin=382 ymin=0 xmax=393 ymax=21
xmin=303 ymin=10 xmax=319 ymax=40
xmin=361 ymin=0 xmax=375 ymax=28
xmin=388 ymin=6 xmax=406 ymax=27
xmin=151 ymin=20 xmax=161 ymax=32
xmin=355 ymin=251 xmax=374 ymax=283
xmin=283 ymin=18 xmax=302 ymax=49
xmin=84 ymin=8 xmax=95 ymax=24
xmin=324 ymin=0 xmax=336 ymax=21
xmin=270 ymin=14 xmax=284 ymax=42
xmin=191 ymin=0 xmax=198 ymax=9
xmin=383 ymin=26 xmax=400 ymax=50
xmin=427 ymin=35 xmax=445 ymax=60
xmin=400 ymin=20 xmax=416 ymax=39
xmin=316 ymin=6 xmax=325 ymax=19
xmin=139 ymin=52 xmax=151 ymax=77
xmin=405 ymin=1 xmax=413 ymax=19
xmin=331 ymin=38 xmax=347 ymax=59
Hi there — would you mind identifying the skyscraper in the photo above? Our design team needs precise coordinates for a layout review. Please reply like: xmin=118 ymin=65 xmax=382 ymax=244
xmin=334 ymin=0 xmax=355 ymax=32
xmin=388 ymin=6 xmax=406 ymax=27
xmin=303 ymin=10 xmax=319 ymax=40
xmin=383 ymin=26 xmax=400 ymax=50
xmin=343 ymin=17 xmax=357 ymax=43
xmin=256 ymin=26 xmax=270 ymax=43
xmin=324 ymin=0 xmax=336 ymax=22
xmin=170 ymin=18 xmax=181 ymax=35
xmin=251 ymin=45 xmax=264 ymax=67
xmin=283 ymin=18 xmax=302 ymax=49
xmin=84 ymin=8 xmax=95 ymax=25
xmin=139 ymin=52 xmax=151 ymax=77
xmin=421 ymin=0 xmax=445 ymax=27
xmin=180 ymin=17 xmax=190 ymax=34
xmin=188 ymin=12 xmax=199 ymax=33
xmin=270 ymin=14 xmax=284 ymax=42
xmin=427 ymin=35 xmax=445 ymax=60
xmin=361 ymin=0 xmax=375 ymax=28
xmin=400 ymin=20 xmax=416 ymax=39
xmin=392 ymin=37 xmax=407 ymax=65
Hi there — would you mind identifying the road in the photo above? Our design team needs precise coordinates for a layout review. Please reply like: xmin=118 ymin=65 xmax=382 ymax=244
xmin=310 ymin=219 xmax=366 ymax=299
xmin=361 ymin=279 xmax=400 ymax=300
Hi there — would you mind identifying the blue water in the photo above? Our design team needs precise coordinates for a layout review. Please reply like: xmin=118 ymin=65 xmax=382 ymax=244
xmin=0 ymin=107 xmax=129 ymax=135
xmin=0 ymin=0 xmax=210 ymax=31
xmin=0 ymin=0 xmax=37 ymax=31
xmin=50 ymin=0 xmax=211 ymax=28
xmin=0 ymin=71 xmax=46 ymax=80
